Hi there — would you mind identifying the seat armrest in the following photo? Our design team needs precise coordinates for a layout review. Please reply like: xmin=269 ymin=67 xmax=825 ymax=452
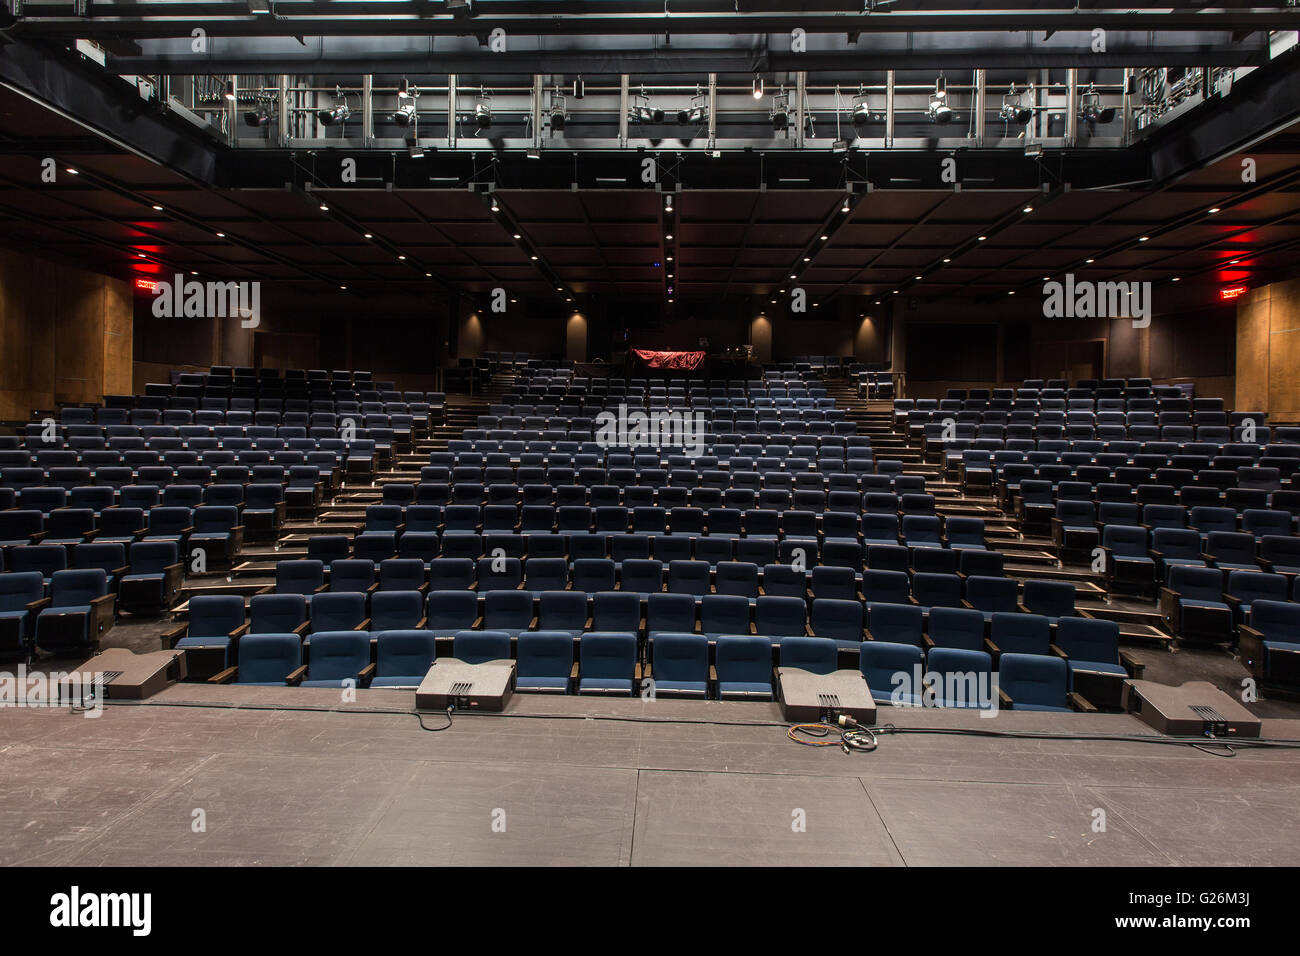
xmin=1068 ymin=691 xmax=1097 ymax=713
xmin=292 ymin=621 xmax=310 ymax=635
xmin=209 ymin=666 xmax=238 ymax=684
xmin=998 ymin=688 xmax=1014 ymax=708
xmin=1118 ymin=649 xmax=1144 ymax=678
xmin=1048 ymin=643 xmax=1068 ymax=660
xmin=285 ymin=665 xmax=308 ymax=686
xmin=354 ymin=618 xmax=371 ymax=630
xmin=161 ymin=622 xmax=187 ymax=647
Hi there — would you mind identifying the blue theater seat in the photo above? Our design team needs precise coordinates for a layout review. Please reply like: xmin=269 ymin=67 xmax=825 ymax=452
xmin=372 ymin=630 xmax=437 ymax=687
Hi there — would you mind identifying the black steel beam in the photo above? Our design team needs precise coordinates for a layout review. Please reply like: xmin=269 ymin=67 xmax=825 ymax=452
xmin=10 ymin=6 xmax=1300 ymax=38
xmin=0 ymin=39 xmax=220 ymax=184
xmin=1147 ymin=48 xmax=1300 ymax=185
xmin=104 ymin=41 xmax=1273 ymax=75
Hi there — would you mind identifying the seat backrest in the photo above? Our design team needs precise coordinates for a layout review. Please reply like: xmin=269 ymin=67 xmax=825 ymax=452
xmin=579 ymin=632 xmax=637 ymax=679
xmin=453 ymin=629 xmax=511 ymax=664
xmin=778 ymin=636 xmax=837 ymax=674
xmin=311 ymin=591 xmax=367 ymax=630
xmin=927 ymin=606 xmax=985 ymax=651
xmin=859 ymin=641 xmax=924 ymax=699
xmin=306 ymin=631 xmax=371 ymax=682
xmin=249 ymin=593 xmax=306 ymax=633
xmin=517 ymin=631 xmax=573 ymax=679
xmin=652 ymin=632 xmax=708 ymax=683
xmin=714 ymin=635 xmax=773 ymax=687
xmin=375 ymin=629 xmax=438 ymax=679
xmin=989 ymin=612 xmax=1051 ymax=655
xmin=999 ymin=653 xmax=1069 ymax=709
xmin=1053 ymin=617 xmax=1120 ymax=664
xmin=51 ymin=568 xmax=107 ymax=606
xmin=235 ymin=633 xmax=302 ymax=684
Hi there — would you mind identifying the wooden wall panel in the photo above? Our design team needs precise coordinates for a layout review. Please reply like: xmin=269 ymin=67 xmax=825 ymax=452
xmin=0 ymin=248 xmax=131 ymax=419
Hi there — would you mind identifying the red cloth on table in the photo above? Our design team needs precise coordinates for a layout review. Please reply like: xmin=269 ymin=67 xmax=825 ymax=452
xmin=631 ymin=349 xmax=706 ymax=371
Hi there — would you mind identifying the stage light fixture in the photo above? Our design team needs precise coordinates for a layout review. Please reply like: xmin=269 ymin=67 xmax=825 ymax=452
xmin=628 ymin=89 xmax=664 ymax=125
xmin=223 ymin=80 xmax=235 ymax=102
xmin=849 ymin=89 xmax=879 ymax=130
xmin=927 ymin=94 xmax=953 ymax=124
xmin=474 ymin=92 xmax=493 ymax=130
xmin=244 ymin=105 xmax=271 ymax=127
xmin=392 ymin=80 xmax=419 ymax=127
xmin=677 ymin=88 xmax=708 ymax=126
xmin=769 ymin=89 xmax=791 ymax=131
xmin=752 ymin=75 xmax=764 ymax=100
xmin=572 ymin=76 xmax=585 ymax=99
xmin=1079 ymin=85 xmax=1116 ymax=133
xmin=999 ymin=84 xmax=1033 ymax=126
xmin=549 ymin=91 xmax=568 ymax=132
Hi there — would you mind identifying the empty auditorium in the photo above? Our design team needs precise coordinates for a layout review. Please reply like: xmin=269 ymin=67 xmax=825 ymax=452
xmin=2 ymin=0 xmax=1299 ymax=901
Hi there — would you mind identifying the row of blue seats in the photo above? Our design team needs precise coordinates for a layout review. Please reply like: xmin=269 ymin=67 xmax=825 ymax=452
xmin=1 ymin=508 xmax=245 ymax=565
xmin=1015 ymin=482 xmax=1294 ymax=530
xmin=264 ymin=561 xmax=1074 ymax=625
xmin=298 ymin=530 xmax=1012 ymax=576
xmin=445 ymin=434 xmax=871 ymax=455
xmin=369 ymin=483 xmax=917 ymax=512
xmin=191 ymin=620 xmax=1107 ymax=711
xmin=1102 ymin=524 xmax=1300 ymax=596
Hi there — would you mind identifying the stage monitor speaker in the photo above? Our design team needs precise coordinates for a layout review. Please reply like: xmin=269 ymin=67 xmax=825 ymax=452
xmin=1122 ymin=679 xmax=1260 ymax=738
xmin=62 ymin=647 xmax=187 ymax=700
xmin=416 ymin=659 xmax=516 ymax=712
xmin=776 ymin=667 xmax=877 ymax=724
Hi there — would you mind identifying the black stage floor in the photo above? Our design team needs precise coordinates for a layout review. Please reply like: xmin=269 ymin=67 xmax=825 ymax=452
xmin=3 ymin=683 xmax=1299 ymax=867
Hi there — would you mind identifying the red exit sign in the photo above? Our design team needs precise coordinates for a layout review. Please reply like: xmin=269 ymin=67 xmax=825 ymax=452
xmin=1220 ymin=285 xmax=1248 ymax=301
xmin=134 ymin=278 xmax=158 ymax=292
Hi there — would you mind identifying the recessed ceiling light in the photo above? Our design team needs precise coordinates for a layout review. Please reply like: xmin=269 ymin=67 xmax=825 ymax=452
xmin=1023 ymin=206 xmax=1033 ymax=213
xmin=943 ymin=258 xmax=951 ymax=263
xmin=190 ymin=271 xmax=198 ymax=276
xmin=425 ymin=272 xmax=432 ymax=277
xmin=66 ymin=168 xmax=78 ymax=174
xmin=803 ymin=257 xmax=811 ymax=262
xmin=216 ymin=232 xmax=225 ymax=237
xmin=319 ymin=203 xmax=329 ymax=211
xmin=666 ymin=233 xmax=673 ymax=240
xmin=770 ymin=299 xmax=776 ymax=304
xmin=340 ymin=285 xmax=347 ymax=290
xmin=152 ymin=205 xmax=163 ymax=211
xmin=398 ymin=255 xmax=406 ymax=260
xmin=667 ymin=256 xmax=674 ymax=261
xmin=1008 ymin=290 xmax=1016 ymax=295
xmin=914 ymin=275 xmax=922 ymax=280
xmin=820 ymin=235 xmax=828 ymax=240
xmin=1043 ymin=276 xmax=1050 ymax=281
xmin=530 ymin=255 xmax=539 ymax=260
xmin=363 ymin=233 xmax=373 ymax=239
xmin=137 ymin=253 xmax=146 ymax=258
xmin=892 ymin=290 xmax=899 ymax=294
xmin=1208 ymin=207 xmax=1220 ymax=214
xmin=1085 ymin=258 xmax=1094 ymax=263
xmin=977 ymin=235 xmax=987 ymax=241
xmin=1138 ymin=236 xmax=1149 ymax=242
xmin=789 ymin=274 xmax=796 ymax=279
xmin=513 ymin=233 xmax=522 ymax=240
xmin=1171 ymin=277 xmax=1180 ymax=282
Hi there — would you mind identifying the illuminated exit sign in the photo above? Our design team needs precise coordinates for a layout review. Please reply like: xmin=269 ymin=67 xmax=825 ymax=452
xmin=1220 ymin=285 xmax=1248 ymax=301
xmin=135 ymin=279 xmax=158 ymax=292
